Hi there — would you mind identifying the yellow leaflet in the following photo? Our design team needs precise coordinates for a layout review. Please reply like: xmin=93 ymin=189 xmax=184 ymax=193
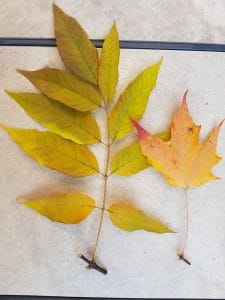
xmin=110 ymin=141 xmax=148 ymax=176
xmin=18 ymin=68 xmax=100 ymax=112
xmin=108 ymin=59 xmax=162 ymax=141
xmin=110 ymin=132 xmax=170 ymax=176
xmin=2 ymin=126 xmax=99 ymax=177
xmin=23 ymin=193 xmax=96 ymax=224
xmin=132 ymin=91 xmax=224 ymax=188
xmin=6 ymin=92 xmax=100 ymax=145
xmin=99 ymin=22 xmax=119 ymax=103
xmin=53 ymin=4 xmax=98 ymax=85
xmin=108 ymin=203 xmax=173 ymax=233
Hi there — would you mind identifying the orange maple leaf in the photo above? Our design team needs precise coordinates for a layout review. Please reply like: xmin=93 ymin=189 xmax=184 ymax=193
xmin=131 ymin=91 xmax=224 ymax=188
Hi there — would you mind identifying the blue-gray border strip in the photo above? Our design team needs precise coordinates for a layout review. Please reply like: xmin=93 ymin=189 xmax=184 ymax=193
xmin=1 ymin=38 xmax=225 ymax=52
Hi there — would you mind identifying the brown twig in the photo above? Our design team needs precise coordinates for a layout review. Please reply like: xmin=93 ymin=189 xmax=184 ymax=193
xmin=178 ymin=252 xmax=191 ymax=265
xmin=77 ymin=253 xmax=107 ymax=275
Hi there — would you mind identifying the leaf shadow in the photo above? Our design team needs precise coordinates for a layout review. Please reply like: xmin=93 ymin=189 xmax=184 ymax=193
xmin=17 ymin=182 xmax=85 ymax=201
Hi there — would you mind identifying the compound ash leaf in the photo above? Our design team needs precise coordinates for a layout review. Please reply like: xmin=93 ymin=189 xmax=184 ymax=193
xmin=132 ymin=91 xmax=224 ymax=188
xmin=108 ymin=203 xmax=173 ymax=233
xmin=2 ymin=126 xmax=99 ymax=177
xmin=53 ymin=4 xmax=98 ymax=85
xmin=6 ymin=92 xmax=100 ymax=145
xmin=18 ymin=68 xmax=100 ymax=112
xmin=108 ymin=59 xmax=162 ymax=141
xmin=110 ymin=132 xmax=170 ymax=176
xmin=23 ymin=193 xmax=96 ymax=224
xmin=99 ymin=22 xmax=119 ymax=103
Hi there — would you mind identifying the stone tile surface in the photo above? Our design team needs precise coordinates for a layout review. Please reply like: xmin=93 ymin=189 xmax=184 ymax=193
xmin=0 ymin=0 xmax=225 ymax=42
xmin=0 ymin=46 xmax=225 ymax=298
xmin=1 ymin=0 xmax=225 ymax=298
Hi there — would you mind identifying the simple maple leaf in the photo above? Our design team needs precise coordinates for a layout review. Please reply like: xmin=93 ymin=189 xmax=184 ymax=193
xmin=131 ymin=90 xmax=223 ymax=188
xmin=131 ymin=90 xmax=224 ymax=265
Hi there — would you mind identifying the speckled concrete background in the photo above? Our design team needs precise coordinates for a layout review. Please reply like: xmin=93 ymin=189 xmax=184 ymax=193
xmin=1 ymin=0 xmax=225 ymax=42
xmin=1 ymin=1 xmax=225 ymax=298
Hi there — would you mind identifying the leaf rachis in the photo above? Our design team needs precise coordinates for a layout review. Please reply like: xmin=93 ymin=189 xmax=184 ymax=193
xmin=92 ymin=104 xmax=111 ymax=263
xmin=77 ymin=100 xmax=111 ymax=274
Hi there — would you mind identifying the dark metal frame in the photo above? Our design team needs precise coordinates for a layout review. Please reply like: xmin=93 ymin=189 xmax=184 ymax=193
xmin=0 ymin=297 xmax=131 ymax=300
xmin=0 ymin=296 xmax=179 ymax=300
xmin=1 ymin=38 xmax=225 ymax=52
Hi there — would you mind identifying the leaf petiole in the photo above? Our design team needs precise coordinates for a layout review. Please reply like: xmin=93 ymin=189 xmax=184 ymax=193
xmin=178 ymin=187 xmax=191 ymax=265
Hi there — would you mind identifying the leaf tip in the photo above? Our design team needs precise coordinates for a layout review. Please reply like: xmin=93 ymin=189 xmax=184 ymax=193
xmin=17 ymin=68 xmax=27 ymax=76
xmin=16 ymin=197 xmax=25 ymax=204
xmin=52 ymin=2 xmax=60 ymax=12
xmin=169 ymin=228 xmax=177 ymax=234
xmin=183 ymin=89 xmax=189 ymax=103
xmin=5 ymin=89 xmax=12 ymax=97
xmin=155 ymin=57 xmax=163 ymax=69
xmin=130 ymin=118 xmax=148 ymax=139
xmin=0 ymin=123 xmax=8 ymax=131
xmin=158 ymin=223 xmax=176 ymax=234
xmin=218 ymin=118 xmax=225 ymax=128
xmin=20 ymin=199 xmax=33 ymax=210
xmin=214 ymin=175 xmax=221 ymax=181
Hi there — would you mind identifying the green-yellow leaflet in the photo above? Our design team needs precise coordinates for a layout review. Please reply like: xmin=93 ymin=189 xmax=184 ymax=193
xmin=6 ymin=92 xmax=100 ymax=145
xmin=23 ymin=193 xmax=96 ymax=224
xmin=108 ymin=59 xmax=162 ymax=141
xmin=2 ymin=126 xmax=99 ymax=177
xmin=18 ymin=68 xmax=100 ymax=112
xmin=110 ymin=132 xmax=170 ymax=176
xmin=110 ymin=141 xmax=149 ymax=176
xmin=108 ymin=203 xmax=173 ymax=233
xmin=99 ymin=22 xmax=119 ymax=103
xmin=53 ymin=4 xmax=98 ymax=85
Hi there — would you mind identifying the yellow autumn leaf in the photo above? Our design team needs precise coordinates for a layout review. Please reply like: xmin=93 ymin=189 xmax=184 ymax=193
xmin=110 ymin=141 xmax=148 ymax=176
xmin=108 ymin=59 xmax=162 ymax=141
xmin=2 ymin=126 xmax=99 ymax=177
xmin=6 ymin=92 xmax=100 ymax=145
xmin=132 ymin=91 xmax=224 ymax=188
xmin=99 ymin=22 xmax=119 ymax=103
xmin=23 ymin=193 xmax=96 ymax=224
xmin=53 ymin=4 xmax=98 ymax=85
xmin=110 ymin=132 xmax=170 ymax=176
xmin=18 ymin=68 xmax=100 ymax=112
xmin=108 ymin=203 xmax=173 ymax=233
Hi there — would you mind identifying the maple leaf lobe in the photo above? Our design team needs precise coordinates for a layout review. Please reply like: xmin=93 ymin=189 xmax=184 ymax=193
xmin=130 ymin=118 xmax=148 ymax=139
